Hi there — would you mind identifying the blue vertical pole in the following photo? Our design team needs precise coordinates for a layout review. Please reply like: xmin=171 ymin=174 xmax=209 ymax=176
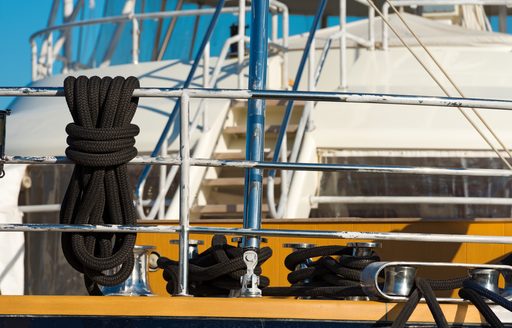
xmin=243 ymin=0 xmax=269 ymax=249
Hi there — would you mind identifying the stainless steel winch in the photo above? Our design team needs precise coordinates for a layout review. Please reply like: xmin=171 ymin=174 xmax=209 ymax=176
xmin=99 ymin=245 xmax=156 ymax=296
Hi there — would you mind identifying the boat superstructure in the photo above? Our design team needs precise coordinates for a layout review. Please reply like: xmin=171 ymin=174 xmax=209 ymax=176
xmin=2 ymin=0 xmax=512 ymax=326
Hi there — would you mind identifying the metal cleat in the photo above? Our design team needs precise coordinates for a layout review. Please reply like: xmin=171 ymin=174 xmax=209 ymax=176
xmin=240 ymin=250 xmax=261 ymax=298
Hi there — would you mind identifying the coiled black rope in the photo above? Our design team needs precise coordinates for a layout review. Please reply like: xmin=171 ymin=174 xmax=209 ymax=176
xmin=391 ymin=276 xmax=467 ymax=328
xmin=157 ymin=235 xmax=272 ymax=296
xmin=458 ymin=279 xmax=512 ymax=328
xmin=61 ymin=76 xmax=140 ymax=295
xmin=264 ymin=245 xmax=379 ymax=298
xmin=459 ymin=288 xmax=504 ymax=328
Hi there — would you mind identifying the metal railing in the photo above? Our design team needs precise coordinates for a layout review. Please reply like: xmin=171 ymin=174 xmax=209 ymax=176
xmin=4 ymin=86 xmax=512 ymax=295
xmin=30 ymin=1 xmax=290 ymax=83
xmin=30 ymin=6 xmax=244 ymax=80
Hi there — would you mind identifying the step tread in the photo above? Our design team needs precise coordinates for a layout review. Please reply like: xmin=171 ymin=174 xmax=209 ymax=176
xmin=224 ymin=124 xmax=298 ymax=135
xmin=203 ymin=177 xmax=281 ymax=187
xmin=213 ymin=149 xmax=289 ymax=160
xmin=194 ymin=204 xmax=269 ymax=215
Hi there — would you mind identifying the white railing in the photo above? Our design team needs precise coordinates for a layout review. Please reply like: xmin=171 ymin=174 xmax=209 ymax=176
xmin=30 ymin=7 xmax=244 ymax=81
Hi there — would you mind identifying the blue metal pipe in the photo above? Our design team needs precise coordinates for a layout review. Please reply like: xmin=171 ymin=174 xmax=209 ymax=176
xmin=243 ymin=0 xmax=269 ymax=249
xmin=269 ymin=0 xmax=328 ymax=178
xmin=136 ymin=0 xmax=226 ymax=199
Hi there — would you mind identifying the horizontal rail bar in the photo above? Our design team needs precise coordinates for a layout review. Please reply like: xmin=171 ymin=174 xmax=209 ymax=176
xmin=2 ymin=87 xmax=512 ymax=111
xmin=5 ymin=156 xmax=512 ymax=177
xmin=30 ymin=7 xmax=244 ymax=42
xmin=1 ymin=224 xmax=512 ymax=244
xmin=19 ymin=204 xmax=61 ymax=213
xmin=311 ymin=196 xmax=512 ymax=205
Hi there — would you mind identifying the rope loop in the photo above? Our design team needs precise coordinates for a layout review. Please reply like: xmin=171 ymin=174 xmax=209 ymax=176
xmin=157 ymin=235 xmax=273 ymax=296
xmin=60 ymin=75 xmax=140 ymax=295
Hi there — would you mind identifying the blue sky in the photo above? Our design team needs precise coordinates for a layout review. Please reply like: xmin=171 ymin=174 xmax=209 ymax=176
xmin=0 ymin=1 xmax=53 ymax=108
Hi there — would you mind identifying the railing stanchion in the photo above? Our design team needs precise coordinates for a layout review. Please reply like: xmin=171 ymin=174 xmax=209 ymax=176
xmin=369 ymin=5 xmax=375 ymax=50
xmin=31 ymin=41 xmax=38 ymax=81
xmin=382 ymin=2 xmax=390 ymax=50
xmin=339 ymin=0 xmax=347 ymax=89
xmin=159 ymin=138 xmax=168 ymax=219
xmin=177 ymin=92 xmax=191 ymax=296
xmin=243 ymin=0 xmax=270 ymax=250
xmin=203 ymin=42 xmax=210 ymax=130
xmin=46 ymin=33 xmax=54 ymax=77
xmin=238 ymin=0 xmax=246 ymax=89
xmin=132 ymin=17 xmax=139 ymax=64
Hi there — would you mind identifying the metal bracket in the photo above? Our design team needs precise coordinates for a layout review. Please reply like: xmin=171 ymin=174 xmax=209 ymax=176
xmin=240 ymin=250 xmax=261 ymax=298
xmin=0 ymin=109 xmax=10 ymax=179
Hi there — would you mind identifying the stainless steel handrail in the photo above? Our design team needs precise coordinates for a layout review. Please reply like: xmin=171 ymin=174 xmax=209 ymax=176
xmin=7 ymin=155 xmax=512 ymax=177
xmin=0 ymin=224 xmax=511 ymax=244
xmin=4 ymin=87 xmax=512 ymax=110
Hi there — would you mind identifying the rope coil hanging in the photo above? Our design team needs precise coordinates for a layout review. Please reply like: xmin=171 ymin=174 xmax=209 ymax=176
xmin=61 ymin=75 xmax=140 ymax=295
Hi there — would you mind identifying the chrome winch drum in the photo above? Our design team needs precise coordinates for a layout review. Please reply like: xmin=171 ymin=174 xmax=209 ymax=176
xmin=382 ymin=265 xmax=417 ymax=297
xmin=99 ymin=245 xmax=156 ymax=296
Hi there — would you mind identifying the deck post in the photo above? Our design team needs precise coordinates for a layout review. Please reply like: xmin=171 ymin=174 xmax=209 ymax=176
xmin=177 ymin=93 xmax=191 ymax=296
xmin=243 ymin=0 xmax=269 ymax=250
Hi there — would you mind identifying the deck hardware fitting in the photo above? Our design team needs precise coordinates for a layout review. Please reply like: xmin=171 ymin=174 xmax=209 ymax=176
xmin=240 ymin=250 xmax=262 ymax=298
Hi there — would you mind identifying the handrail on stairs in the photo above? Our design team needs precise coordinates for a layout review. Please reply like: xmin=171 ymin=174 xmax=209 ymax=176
xmin=136 ymin=0 xmax=291 ymax=220
xmin=267 ymin=0 xmax=328 ymax=219
xmin=135 ymin=0 xmax=226 ymax=220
